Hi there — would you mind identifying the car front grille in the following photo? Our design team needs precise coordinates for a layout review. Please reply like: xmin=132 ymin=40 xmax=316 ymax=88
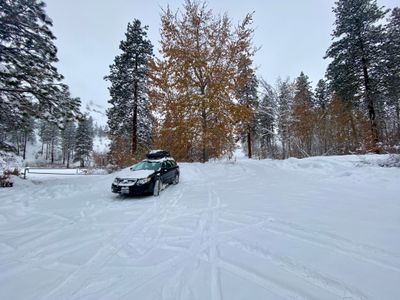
xmin=120 ymin=179 xmax=137 ymax=185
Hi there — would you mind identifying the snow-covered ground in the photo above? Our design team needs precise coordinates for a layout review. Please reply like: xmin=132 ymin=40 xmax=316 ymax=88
xmin=0 ymin=155 xmax=399 ymax=300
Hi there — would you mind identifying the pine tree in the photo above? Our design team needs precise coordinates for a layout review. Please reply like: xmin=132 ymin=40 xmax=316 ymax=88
xmin=0 ymin=0 xmax=81 ymax=132
xmin=105 ymin=19 xmax=153 ymax=165
xmin=256 ymin=80 xmax=277 ymax=158
xmin=325 ymin=0 xmax=388 ymax=152
xmin=237 ymin=66 xmax=259 ymax=159
xmin=1 ymin=115 xmax=35 ymax=159
xmin=61 ymin=121 xmax=76 ymax=168
xmin=290 ymin=72 xmax=315 ymax=157
xmin=383 ymin=8 xmax=400 ymax=145
xmin=150 ymin=0 xmax=255 ymax=162
xmin=276 ymin=78 xmax=294 ymax=159
xmin=74 ymin=116 xmax=93 ymax=168
xmin=38 ymin=120 xmax=60 ymax=163
xmin=314 ymin=79 xmax=331 ymax=154
xmin=314 ymin=79 xmax=329 ymax=111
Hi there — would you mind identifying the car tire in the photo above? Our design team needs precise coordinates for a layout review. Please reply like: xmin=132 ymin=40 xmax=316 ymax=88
xmin=153 ymin=179 xmax=160 ymax=197
xmin=173 ymin=173 xmax=179 ymax=185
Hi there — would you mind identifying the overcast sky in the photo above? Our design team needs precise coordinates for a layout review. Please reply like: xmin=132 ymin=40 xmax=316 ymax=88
xmin=45 ymin=0 xmax=398 ymax=109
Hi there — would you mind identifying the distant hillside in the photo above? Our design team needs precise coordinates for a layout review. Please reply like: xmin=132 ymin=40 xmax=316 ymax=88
xmin=83 ymin=100 xmax=108 ymax=127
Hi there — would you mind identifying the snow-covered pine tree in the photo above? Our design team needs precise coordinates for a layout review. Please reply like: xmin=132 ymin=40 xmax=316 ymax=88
xmin=74 ymin=115 xmax=93 ymax=168
xmin=105 ymin=19 xmax=153 ymax=165
xmin=61 ymin=121 xmax=76 ymax=168
xmin=314 ymin=79 xmax=329 ymax=111
xmin=383 ymin=8 xmax=400 ymax=146
xmin=256 ymin=80 xmax=277 ymax=158
xmin=3 ymin=116 xmax=35 ymax=160
xmin=38 ymin=120 xmax=60 ymax=163
xmin=276 ymin=78 xmax=294 ymax=159
xmin=237 ymin=57 xmax=259 ymax=159
xmin=325 ymin=0 xmax=388 ymax=152
xmin=0 ymin=0 xmax=81 ymax=135
xmin=314 ymin=79 xmax=331 ymax=154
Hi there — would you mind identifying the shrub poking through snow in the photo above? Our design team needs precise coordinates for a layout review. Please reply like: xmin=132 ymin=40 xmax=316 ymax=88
xmin=0 ymin=151 xmax=23 ymax=187
xmin=0 ymin=169 xmax=19 ymax=187
xmin=379 ymin=154 xmax=400 ymax=168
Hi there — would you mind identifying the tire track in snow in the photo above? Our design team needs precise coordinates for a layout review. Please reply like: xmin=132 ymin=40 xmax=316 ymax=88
xmin=194 ymin=173 xmax=316 ymax=300
xmin=99 ymin=196 xmax=209 ymax=299
xmin=209 ymin=189 xmax=222 ymax=300
xmin=108 ymin=166 xmax=223 ymax=300
xmin=272 ymin=219 xmax=400 ymax=260
xmin=261 ymin=220 xmax=400 ymax=274
xmin=192 ymin=165 xmax=223 ymax=300
xmin=217 ymin=259 xmax=311 ymax=300
xmin=180 ymin=166 xmax=367 ymax=300
xmin=227 ymin=238 xmax=369 ymax=300
xmin=40 ymin=200 xmax=162 ymax=300
xmin=160 ymin=167 xmax=222 ymax=300
xmin=219 ymin=208 xmax=400 ymax=273
xmin=68 ymin=184 xmax=187 ymax=300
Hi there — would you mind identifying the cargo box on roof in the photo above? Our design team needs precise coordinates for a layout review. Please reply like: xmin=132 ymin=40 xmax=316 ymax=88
xmin=146 ymin=150 xmax=171 ymax=160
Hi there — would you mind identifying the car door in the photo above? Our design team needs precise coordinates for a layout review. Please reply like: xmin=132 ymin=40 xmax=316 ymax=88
xmin=160 ymin=161 xmax=169 ymax=184
xmin=166 ymin=160 xmax=178 ymax=183
xmin=161 ymin=160 xmax=171 ymax=183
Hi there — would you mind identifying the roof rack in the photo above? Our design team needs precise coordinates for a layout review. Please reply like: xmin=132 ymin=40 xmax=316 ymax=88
xmin=146 ymin=150 xmax=171 ymax=160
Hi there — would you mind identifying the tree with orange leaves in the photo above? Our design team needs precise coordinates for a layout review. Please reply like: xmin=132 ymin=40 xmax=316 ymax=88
xmin=150 ymin=0 xmax=255 ymax=162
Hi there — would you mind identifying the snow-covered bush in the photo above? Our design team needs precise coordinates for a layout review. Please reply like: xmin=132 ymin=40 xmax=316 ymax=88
xmin=0 ymin=151 xmax=23 ymax=173
xmin=378 ymin=154 xmax=400 ymax=168
xmin=0 ymin=151 xmax=23 ymax=187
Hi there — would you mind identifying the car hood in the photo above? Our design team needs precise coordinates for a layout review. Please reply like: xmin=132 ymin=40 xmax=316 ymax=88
xmin=119 ymin=169 xmax=155 ymax=180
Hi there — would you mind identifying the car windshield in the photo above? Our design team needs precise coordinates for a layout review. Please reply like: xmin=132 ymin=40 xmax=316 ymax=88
xmin=131 ymin=161 xmax=161 ymax=171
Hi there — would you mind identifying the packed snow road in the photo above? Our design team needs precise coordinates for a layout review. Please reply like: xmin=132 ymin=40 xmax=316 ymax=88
xmin=0 ymin=155 xmax=399 ymax=300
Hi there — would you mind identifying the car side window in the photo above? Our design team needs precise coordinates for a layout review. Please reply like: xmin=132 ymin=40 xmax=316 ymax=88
xmin=165 ymin=161 xmax=173 ymax=169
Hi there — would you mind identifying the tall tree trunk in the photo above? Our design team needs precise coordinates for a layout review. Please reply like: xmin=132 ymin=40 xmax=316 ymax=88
xmin=200 ymin=87 xmax=208 ymax=163
xmin=201 ymin=106 xmax=208 ymax=163
xmin=51 ymin=139 xmax=54 ymax=164
xmin=23 ymin=131 xmax=27 ymax=160
xmin=131 ymin=55 xmax=139 ymax=157
xmin=16 ymin=133 xmax=20 ymax=156
xmin=247 ymin=128 xmax=252 ymax=158
xmin=132 ymin=91 xmax=138 ymax=157
xmin=361 ymin=56 xmax=379 ymax=152
xmin=395 ymin=101 xmax=400 ymax=143
xmin=66 ymin=150 xmax=70 ymax=168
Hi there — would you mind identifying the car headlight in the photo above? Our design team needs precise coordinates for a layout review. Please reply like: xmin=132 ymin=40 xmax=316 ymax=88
xmin=113 ymin=178 xmax=121 ymax=184
xmin=136 ymin=177 xmax=151 ymax=185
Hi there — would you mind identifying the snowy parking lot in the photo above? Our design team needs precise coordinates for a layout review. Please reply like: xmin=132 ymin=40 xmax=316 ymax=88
xmin=0 ymin=155 xmax=399 ymax=299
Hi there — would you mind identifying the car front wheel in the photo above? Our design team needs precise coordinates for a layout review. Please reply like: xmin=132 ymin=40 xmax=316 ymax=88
xmin=153 ymin=179 xmax=161 ymax=196
xmin=173 ymin=173 xmax=179 ymax=185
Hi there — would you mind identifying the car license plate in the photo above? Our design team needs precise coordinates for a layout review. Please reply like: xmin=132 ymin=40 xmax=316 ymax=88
xmin=121 ymin=187 xmax=130 ymax=194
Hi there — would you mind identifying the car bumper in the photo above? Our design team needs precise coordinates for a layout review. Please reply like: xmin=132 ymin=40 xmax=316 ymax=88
xmin=111 ymin=182 xmax=154 ymax=195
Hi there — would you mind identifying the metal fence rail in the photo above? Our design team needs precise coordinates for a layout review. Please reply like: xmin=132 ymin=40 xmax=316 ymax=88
xmin=23 ymin=167 xmax=101 ymax=179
